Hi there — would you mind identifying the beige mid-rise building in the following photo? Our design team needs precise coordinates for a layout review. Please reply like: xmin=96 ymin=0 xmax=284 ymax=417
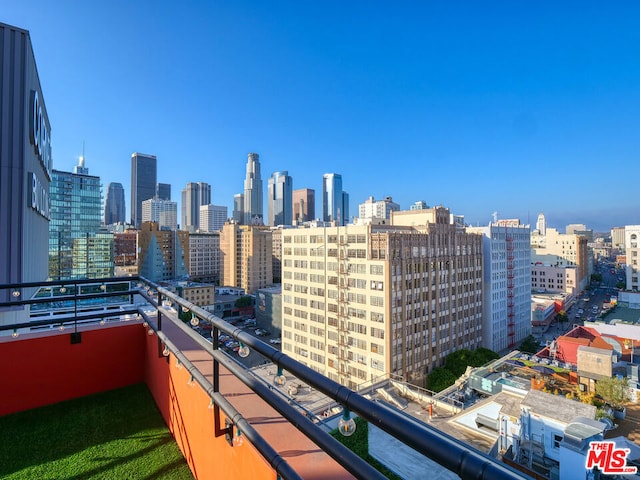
xmin=188 ymin=232 xmax=220 ymax=283
xmin=281 ymin=207 xmax=483 ymax=389
xmin=531 ymin=228 xmax=589 ymax=291
xmin=220 ymin=223 xmax=272 ymax=294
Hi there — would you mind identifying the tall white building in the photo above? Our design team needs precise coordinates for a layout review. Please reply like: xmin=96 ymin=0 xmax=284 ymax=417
xmin=625 ymin=226 xmax=640 ymax=292
xmin=181 ymin=182 xmax=211 ymax=232
xmin=199 ymin=204 xmax=227 ymax=232
xmin=468 ymin=220 xmax=531 ymax=352
xmin=281 ymin=207 xmax=483 ymax=388
xmin=358 ymin=196 xmax=400 ymax=222
xmin=243 ymin=153 xmax=263 ymax=224
xmin=535 ymin=213 xmax=547 ymax=236
xmin=141 ymin=198 xmax=178 ymax=231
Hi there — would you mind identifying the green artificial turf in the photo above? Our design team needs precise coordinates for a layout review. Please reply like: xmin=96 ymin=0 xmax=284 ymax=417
xmin=0 ymin=383 xmax=193 ymax=480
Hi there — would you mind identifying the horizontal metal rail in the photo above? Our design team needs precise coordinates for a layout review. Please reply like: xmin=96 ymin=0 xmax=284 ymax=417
xmin=0 ymin=289 xmax=139 ymax=308
xmin=0 ymin=307 xmax=140 ymax=332
xmin=0 ymin=276 xmax=140 ymax=290
xmin=1 ymin=276 xmax=530 ymax=480
xmin=138 ymin=310 xmax=304 ymax=480
xmin=140 ymin=289 xmax=388 ymax=480
xmin=147 ymin=280 xmax=530 ymax=480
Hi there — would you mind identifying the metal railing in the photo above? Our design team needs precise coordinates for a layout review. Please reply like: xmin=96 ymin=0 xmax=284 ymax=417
xmin=0 ymin=276 xmax=531 ymax=480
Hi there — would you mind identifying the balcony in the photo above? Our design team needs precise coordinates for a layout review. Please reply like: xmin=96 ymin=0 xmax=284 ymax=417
xmin=0 ymin=277 xmax=530 ymax=480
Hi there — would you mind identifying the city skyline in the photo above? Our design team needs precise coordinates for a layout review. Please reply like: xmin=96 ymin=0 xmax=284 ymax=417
xmin=3 ymin=3 xmax=640 ymax=231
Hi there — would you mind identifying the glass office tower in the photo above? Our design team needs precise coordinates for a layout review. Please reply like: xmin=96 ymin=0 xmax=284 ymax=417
xmin=49 ymin=164 xmax=113 ymax=280
xmin=131 ymin=152 xmax=157 ymax=228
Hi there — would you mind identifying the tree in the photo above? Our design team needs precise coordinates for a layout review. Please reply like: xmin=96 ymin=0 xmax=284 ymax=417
xmin=555 ymin=310 xmax=569 ymax=324
xmin=519 ymin=335 xmax=539 ymax=354
xmin=616 ymin=281 xmax=626 ymax=290
xmin=235 ymin=296 xmax=253 ymax=308
xmin=444 ymin=349 xmax=474 ymax=377
xmin=595 ymin=377 xmax=630 ymax=409
xmin=590 ymin=273 xmax=603 ymax=283
xmin=470 ymin=348 xmax=499 ymax=367
xmin=427 ymin=367 xmax=457 ymax=392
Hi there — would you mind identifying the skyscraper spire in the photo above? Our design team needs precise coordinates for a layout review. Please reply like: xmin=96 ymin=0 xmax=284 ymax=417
xmin=243 ymin=153 xmax=263 ymax=224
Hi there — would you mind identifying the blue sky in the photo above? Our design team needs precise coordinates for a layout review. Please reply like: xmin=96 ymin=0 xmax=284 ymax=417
xmin=4 ymin=1 xmax=639 ymax=231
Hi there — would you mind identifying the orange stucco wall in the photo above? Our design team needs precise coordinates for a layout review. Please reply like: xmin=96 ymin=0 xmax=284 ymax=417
xmin=0 ymin=324 xmax=145 ymax=416
xmin=142 ymin=330 xmax=276 ymax=480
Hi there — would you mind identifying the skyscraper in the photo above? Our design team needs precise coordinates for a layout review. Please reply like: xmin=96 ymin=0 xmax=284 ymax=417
xmin=49 ymin=158 xmax=113 ymax=280
xmin=243 ymin=153 xmax=263 ymax=224
xmin=292 ymin=188 xmax=315 ymax=223
xmin=181 ymin=182 xmax=211 ymax=232
xmin=233 ymin=193 xmax=244 ymax=223
xmin=536 ymin=213 xmax=547 ymax=236
xmin=267 ymin=171 xmax=293 ymax=227
xmin=131 ymin=153 xmax=157 ymax=228
xmin=322 ymin=173 xmax=349 ymax=226
xmin=104 ymin=182 xmax=126 ymax=225
xmin=156 ymin=183 xmax=171 ymax=201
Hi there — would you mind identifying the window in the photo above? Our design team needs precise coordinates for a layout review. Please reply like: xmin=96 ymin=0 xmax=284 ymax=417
xmin=553 ymin=434 xmax=563 ymax=449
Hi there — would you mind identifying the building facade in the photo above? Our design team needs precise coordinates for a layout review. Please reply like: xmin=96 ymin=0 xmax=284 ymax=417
xmin=611 ymin=227 xmax=625 ymax=252
xmin=531 ymin=228 xmax=590 ymax=291
xmin=271 ymin=228 xmax=282 ymax=283
xmin=625 ymin=226 xmax=640 ymax=292
xmin=181 ymin=182 xmax=211 ymax=232
xmin=322 ymin=173 xmax=349 ymax=226
xmin=188 ymin=232 xmax=220 ymax=283
xmin=267 ymin=171 xmax=293 ymax=227
xmin=141 ymin=198 xmax=178 ymax=231
xmin=535 ymin=213 xmax=547 ymax=236
xmin=130 ymin=153 xmax=157 ymax=228
xmin=137 ymin=222 xmax=188 ymax=282
xmin=175 ymin=282 xmax=215 ymax=307
xmin=281 ymin=207 xmax=484 ymax=388
xmin=358 ymin=196 xmax=400 ymax=222
xmin=114 ymin=231 xmax=137 ymax=269
xmin=243 ymin=153 xmax=263 ymax=224
xmin=156 ymin=182 xmax=171 ymax=201
xmin=199 ymin=204 xmax=227 ymax=232
xmin=232 ymin=194 xmax=244 ymax=223
xmin=49 ymin=161 xmax=114 ymax=280
xmin=292 ymin=188 xmax=315 ymax=223
xmin=104 ymin=182 xmax=126 ymax=225
xmin=531 ymin=265 xmax=578 ymax=295
xmin=220 ymin=223 xmax=272 ymax=294
xmin=0 ymin=22 xmax=52 ymax=326
xmin=468 ymin=220 xmax=531 ymax=352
